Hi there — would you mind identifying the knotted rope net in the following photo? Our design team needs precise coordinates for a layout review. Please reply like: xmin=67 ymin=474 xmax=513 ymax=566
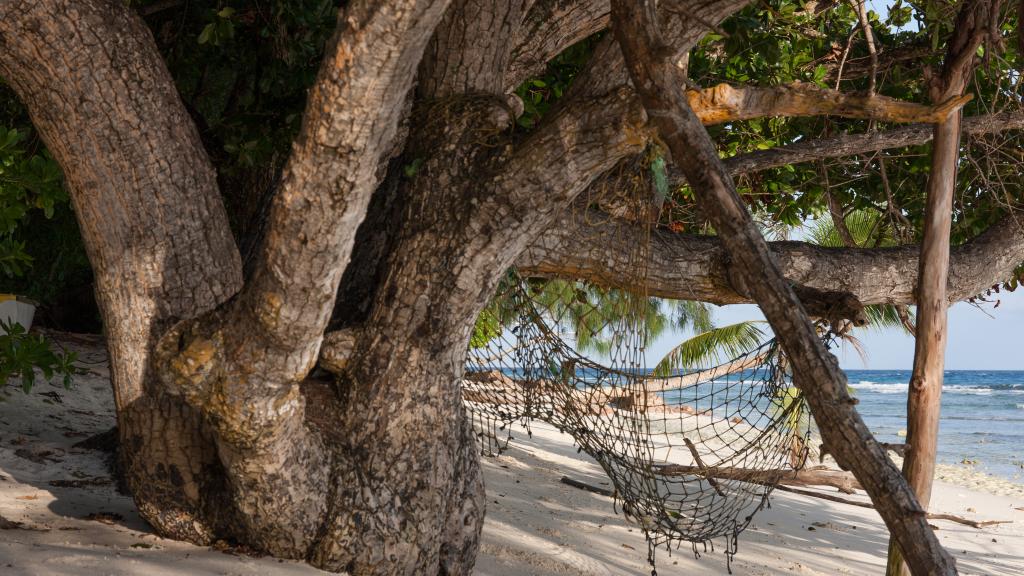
xmin=462 ymin=154 xmax=813 ymax=570
xmin=463 ymin=277 xmax=812 ymax=569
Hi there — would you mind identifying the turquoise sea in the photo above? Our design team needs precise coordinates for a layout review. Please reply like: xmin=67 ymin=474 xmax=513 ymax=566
xmin=847 ymin=369 xmax=1024 ymax=482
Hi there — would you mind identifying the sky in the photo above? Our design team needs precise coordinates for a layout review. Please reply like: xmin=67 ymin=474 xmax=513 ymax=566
xmin=645 ymin=291 xmax=1024 ymax=371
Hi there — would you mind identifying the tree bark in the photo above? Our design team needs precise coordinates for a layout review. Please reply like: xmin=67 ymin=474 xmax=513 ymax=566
xmin=886 ymin=1 xmax=1001 ymax=573
xmin=0 ymin=0 xmax=243 ymax=543
xmin=719 ymin=109 xmax=1024 ymax=176
xmin=610 ymin=1 xmax=956 ymax=574
xmin=518 ymin=208 xmax=1024 ymax=307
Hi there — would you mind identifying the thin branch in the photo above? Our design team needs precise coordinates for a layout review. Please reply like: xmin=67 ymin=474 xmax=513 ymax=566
xmin=851 ymin=0 xmax=880 ymax=94
xmin=774 ymin=485 xmax=1013 ymax=529
xmin=717 ymin=109 xmax=1024 ymax=176
xmin=689 ymin=83 xmax=970 ymax=126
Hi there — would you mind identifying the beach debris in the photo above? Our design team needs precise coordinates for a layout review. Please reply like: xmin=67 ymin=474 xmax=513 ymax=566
xmin=84 ymin=512 xmax=123 ymax=525
xmin=560 ymin=476 xmax=614 ymax=497
xmin=49 ymin=477 xmax=111 ymax=488
xmin=774 ymin=485 xmax=1013 ymax=529
xmin=13 ymin=448 xmax=63 ymax=464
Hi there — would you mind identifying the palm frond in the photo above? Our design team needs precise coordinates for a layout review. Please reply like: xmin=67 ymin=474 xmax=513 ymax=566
xmin=807 ymin=209 xmax=894 ymax=248
xmin=863 ymin=304 xmax=914 ymax=334
xmin=652 ymin=321 xmax=768 ymax=377
xmin=667 ymin=299 xmax=714 ymax=333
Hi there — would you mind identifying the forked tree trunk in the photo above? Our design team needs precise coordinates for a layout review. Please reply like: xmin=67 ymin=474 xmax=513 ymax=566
xmin=6 ymin=0 xmax=1016 ymax=574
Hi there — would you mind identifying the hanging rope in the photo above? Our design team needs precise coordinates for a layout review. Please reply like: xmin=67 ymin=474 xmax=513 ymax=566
xmin=463 ymin=274 xmax=813 ymax=569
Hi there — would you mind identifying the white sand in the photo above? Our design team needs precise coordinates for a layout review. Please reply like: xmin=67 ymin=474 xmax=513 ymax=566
xmin=2 ymin=335 xmax=1022 ymax=575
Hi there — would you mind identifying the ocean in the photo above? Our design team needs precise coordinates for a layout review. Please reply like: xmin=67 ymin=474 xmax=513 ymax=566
xmin=846 ymin=369 xmax=1024 ymax=482
xmin=476 ymin=363 xmax=1024 ymax=483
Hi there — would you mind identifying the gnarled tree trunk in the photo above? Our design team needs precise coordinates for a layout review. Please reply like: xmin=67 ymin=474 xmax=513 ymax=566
xmin=2 ymin=0 xmax=1021 ymax=574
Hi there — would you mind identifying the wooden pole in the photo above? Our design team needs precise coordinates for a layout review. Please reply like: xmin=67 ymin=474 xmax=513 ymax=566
xmin=885 ymin=2 xmax=1001 ymax=573
xmin=883 ymin=115 xmax=960 ymax=576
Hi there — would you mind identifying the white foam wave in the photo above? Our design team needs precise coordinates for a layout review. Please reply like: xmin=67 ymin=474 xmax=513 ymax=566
xmin=849 ymin=382 xmax=1023 ymax=395
xmin=850 ymin=381 xmax=906 ymax=394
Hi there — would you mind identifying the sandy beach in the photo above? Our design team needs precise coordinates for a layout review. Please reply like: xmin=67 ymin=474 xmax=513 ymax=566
xmin=1 ymin=335 xmax=1022 ymax=575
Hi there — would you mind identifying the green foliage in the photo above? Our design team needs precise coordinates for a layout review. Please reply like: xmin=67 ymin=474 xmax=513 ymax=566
xmin=807 ymin=210 xmax=914 ymax=336
xmin=469 ymin=307 xmax=502 ymax=349
xmin=863 ymin=303 xmax=913 ymax=333
xmin=661 ymin=0 xmax=1024 ymax=272
xmin=153 ymin=0 xmax=342 ymax=171
xmin=806 ymin=209 xmax=896 ymax=249
xmin=652 ymin=321 xmax=768 ymax=376
xmin=0 ymin=124 xmax=66 ymax=280
xmin=0 ymin=321 xmax=77 ymax=395
xmin=528 ymin=279 xmax=667 ymax=356
xmin=513 ymin=37 xmax=601 ymax=130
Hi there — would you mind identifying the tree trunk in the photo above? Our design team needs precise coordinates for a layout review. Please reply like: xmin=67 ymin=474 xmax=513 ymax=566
xmin=883 ymin=115 xmax=959 ymax=576
xmin=885 ymin=1 xmax=1000 ymax=572
xmin=610 ymin=2 xmax=957 ymax=574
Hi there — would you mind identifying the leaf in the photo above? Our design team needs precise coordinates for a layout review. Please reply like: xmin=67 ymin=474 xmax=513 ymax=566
xmin=652 ymin=321 xmax=768 ymax=377
xmin=198 ymin=23 xmax=215 ymax=45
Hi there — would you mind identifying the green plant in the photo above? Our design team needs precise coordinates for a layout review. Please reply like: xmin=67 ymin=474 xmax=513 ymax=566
xmin=0 ymin=320 xmax=77 ymax=394
xmin=652 ymin=320 xmax=768 ymax=376
xmin=0 ymin=125 xmax=66 ymax=280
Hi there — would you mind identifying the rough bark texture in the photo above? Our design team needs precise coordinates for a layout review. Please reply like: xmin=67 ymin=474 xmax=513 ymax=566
xmin=687 ymin=82 xmax=969 ymax=125
xmin=886 ymin=1 xmax=1002 ymax=573
xmin=5 ymin=0 xmax=1024 ymax=573
xmin=518 ymin=208 xmax=1024 ymax=307
xmin=507 ymin=0 xmax=611 ymax=90
xmin=0 ymin=0 xmax=243 ymax=543
xmin=610 ymin=1 xmax=956 ymax=574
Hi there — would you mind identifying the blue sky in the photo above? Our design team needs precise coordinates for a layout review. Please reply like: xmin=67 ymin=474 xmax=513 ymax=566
xmin=646 ymin=291 xmax=1024 ymax=370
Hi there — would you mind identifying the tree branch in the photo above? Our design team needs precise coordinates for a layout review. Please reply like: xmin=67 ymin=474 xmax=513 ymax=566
xmin=419 ymin=0 xmax=527 ymax=97
xmin=688 ymin=82 xmax=970 ymax=126
xmin=714 ymin=109 xmax=1024 ymax=176
xmin=506 ymin=0 xmax=610 ymax=91
xmin=517 ymin=208 xmax=1024 ymax=307
xmin=824 ymin=40 xmax=933 ymax=84
xmin=0 ymin=0 xmax=242 ymax=406
xmin=236 ymin=0 xmax=450 ymax=358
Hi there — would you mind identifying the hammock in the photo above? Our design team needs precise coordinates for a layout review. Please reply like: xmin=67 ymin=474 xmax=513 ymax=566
xmin=463 ymin=275 xmax=811 ymax=571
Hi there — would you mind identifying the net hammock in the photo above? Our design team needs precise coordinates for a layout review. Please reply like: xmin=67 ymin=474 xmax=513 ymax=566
xmin=463 ymin=277 xmax=812 ymax=570
xmin=462 ymin=156 xmax=814 ymax=572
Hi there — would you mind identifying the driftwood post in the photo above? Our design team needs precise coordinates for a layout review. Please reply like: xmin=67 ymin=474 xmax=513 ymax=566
xmin=885 ymin=1 xmax=1002 ymax=574
xmin=610 ymin=2 xmax=956 ymax=574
